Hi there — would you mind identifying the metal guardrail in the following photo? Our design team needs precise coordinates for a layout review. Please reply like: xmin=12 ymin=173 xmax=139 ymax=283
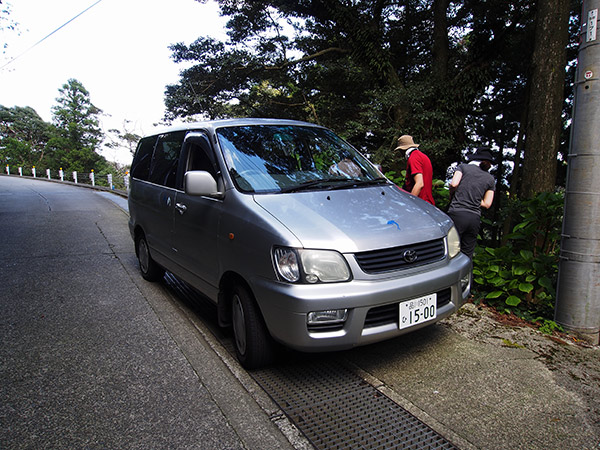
xmin=0 ymin=172 xmax=129 ymax=198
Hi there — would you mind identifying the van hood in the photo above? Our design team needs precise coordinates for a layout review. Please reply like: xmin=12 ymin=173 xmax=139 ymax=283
xmin=253 ymin=185 xmax=452 ymax=253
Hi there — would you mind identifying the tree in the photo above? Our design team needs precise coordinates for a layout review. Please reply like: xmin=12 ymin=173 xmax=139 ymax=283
xmin=520 ymin=0 xmax=571 ymax=197
xmin=165 ymin=0 xmax=550 ymax=179
xmin=49 ymin=79 xmax=108 ymax=173
xmin=1 ymin=81 xmax=117 ymax=177
xmin=103 ymin=120 xmax=140 ymax=157
xmin=52 ymin=79 xmax=103 ymax=150
xmin=0 ymin=105 xmax=51 ymax=168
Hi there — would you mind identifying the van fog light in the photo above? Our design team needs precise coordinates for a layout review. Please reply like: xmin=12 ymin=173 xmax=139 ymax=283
xmin=307 ymin=309 xmax=348 ymax=325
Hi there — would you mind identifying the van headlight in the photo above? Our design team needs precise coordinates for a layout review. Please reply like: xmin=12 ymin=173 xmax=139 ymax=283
xmin=447 ymin=226 xmax=461 ymax=258
xmin=273 ymin=247 xmax=351 ymax=283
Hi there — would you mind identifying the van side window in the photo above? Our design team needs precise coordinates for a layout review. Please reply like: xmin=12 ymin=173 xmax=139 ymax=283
xmin=179 ymin=133 xmax=221 ymax=191
xmin=187 ymin=144 xmax=217 ymax=177
xmin=149 ymin=132 xmax=185 ymax=188
xmin=131 ymin=136 xmax=157 ymax=181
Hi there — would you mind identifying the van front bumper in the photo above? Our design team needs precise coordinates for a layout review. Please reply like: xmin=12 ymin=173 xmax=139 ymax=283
xmin=250 ymin=254 xmax=472 ymax=352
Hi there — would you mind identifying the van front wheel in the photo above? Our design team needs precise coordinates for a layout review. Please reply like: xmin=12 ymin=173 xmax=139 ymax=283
xmin=231 ymin=285 xmax=274 ymax=369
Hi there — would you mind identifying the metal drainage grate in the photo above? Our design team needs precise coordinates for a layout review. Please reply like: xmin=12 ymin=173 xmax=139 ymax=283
xmin=163 ymin=273 xmax=458 ymax=450
xmin=252 ymin=359 xmax=458 ymax=450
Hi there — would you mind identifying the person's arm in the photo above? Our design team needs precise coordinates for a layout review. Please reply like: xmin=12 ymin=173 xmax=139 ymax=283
xmin=410 ymin=173 xmax=424 ymax=196
xmin=481 ymin=189 xmax=494 ymax=209
xmin=449 ymin=170 xmax=462 ymax=198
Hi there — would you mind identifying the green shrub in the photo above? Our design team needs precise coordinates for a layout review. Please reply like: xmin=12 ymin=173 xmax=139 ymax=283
xmin=472 ymin=192 xmax=563 ymax=321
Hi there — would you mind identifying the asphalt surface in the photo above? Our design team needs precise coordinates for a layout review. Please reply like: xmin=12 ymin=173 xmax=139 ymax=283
xmin=0 ymin=176 xmax=299 ymax=449
xmin=1 ymin=175 xmax=599 ymax=450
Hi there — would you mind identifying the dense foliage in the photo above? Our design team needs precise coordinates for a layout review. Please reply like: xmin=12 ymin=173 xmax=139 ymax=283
xmin=474 ymin=193 xmax=564 ymax=326
xmin=166 ymin=0 xmax=577 ymax=196
xmin=0 ymin=79 xmax=129 ymax=188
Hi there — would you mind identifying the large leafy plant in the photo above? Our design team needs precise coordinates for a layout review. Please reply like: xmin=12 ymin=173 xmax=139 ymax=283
xmin=473 ymin=192 xmax=563 ymax=321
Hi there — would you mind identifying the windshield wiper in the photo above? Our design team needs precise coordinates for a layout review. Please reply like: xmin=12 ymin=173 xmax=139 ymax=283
xmin=326 ymin=177 xmax=390 ymax=190
xmin=280 ymin=177 xmax=389 ymax=193
xmin=279 ymin=178 xmax=351 ymax=193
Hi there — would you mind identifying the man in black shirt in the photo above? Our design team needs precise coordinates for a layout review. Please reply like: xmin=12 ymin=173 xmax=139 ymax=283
xmin=447 ymin=148 xmax=495 ymax=259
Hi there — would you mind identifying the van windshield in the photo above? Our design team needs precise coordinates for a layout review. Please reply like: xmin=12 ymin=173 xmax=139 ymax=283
xmin=216 ymin=125 xmax=386 ymax=194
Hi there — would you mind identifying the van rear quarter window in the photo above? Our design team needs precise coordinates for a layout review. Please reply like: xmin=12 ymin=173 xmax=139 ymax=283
xmin=131 ymin=136 xmax=157 ymax=181
xmin=149 ymin=132 xmax=186 ymax=188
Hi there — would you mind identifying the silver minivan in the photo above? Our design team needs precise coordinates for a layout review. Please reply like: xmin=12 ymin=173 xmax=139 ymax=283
xmin=128 ymin=118 xmax=471 ymax=368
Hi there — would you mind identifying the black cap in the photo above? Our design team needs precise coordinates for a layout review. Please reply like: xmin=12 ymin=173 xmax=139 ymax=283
xmin=468 ymin=147 xmax=493 ymax=162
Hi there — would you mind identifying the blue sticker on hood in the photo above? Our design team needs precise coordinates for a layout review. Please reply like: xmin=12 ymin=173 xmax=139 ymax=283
xmin=387 ymin=220 xmax=401 ymax=230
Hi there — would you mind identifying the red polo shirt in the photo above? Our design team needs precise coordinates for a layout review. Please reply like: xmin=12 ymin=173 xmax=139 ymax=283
xmin=404 ymin=149 xmax=435 ymax=205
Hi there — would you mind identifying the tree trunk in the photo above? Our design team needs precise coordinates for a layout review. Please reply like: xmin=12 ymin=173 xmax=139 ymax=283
xmin=520 ymin=0 xmax=570 ymax=198
xmin=501 ymin=107 xmax=528 ymax=245
xmin=432 ymin=0 xmax=450 ymax=81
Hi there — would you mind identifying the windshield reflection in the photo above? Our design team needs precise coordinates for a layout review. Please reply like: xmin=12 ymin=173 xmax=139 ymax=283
xmin=216 ymin=125 xmax=384 ymax=193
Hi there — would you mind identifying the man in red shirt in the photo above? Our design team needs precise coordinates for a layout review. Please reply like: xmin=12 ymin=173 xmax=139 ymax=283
xmin=395 ymin=135 xmax=435 ymax=205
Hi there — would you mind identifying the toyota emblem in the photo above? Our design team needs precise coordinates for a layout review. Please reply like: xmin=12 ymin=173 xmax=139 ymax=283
xmin=403 ymin=249 xmax=418 ymax=263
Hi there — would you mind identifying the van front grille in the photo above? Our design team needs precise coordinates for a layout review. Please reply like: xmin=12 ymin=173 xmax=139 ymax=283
xmin=364 ymin=288 xmax=452 ymax=329
xmin=354 ymin=238 xmax=445 ymax=274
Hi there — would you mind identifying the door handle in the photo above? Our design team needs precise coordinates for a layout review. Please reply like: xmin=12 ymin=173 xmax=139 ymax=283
xmin=175 ymin=203 xmax=187 ymax=215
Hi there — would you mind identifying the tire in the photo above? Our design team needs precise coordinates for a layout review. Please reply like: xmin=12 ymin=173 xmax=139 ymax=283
xmin=231 ymin=284 xmax=275 ymax=369
xmin=136 ymin=233 xmax=164 ymax=282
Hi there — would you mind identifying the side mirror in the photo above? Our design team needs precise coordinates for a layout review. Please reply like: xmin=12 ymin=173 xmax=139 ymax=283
xmin=184 ymin=171 xmax=223 ymax=197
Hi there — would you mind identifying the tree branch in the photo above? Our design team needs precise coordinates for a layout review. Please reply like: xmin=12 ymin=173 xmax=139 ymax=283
xmin=264 ymin=47 xmax=350 ymax=70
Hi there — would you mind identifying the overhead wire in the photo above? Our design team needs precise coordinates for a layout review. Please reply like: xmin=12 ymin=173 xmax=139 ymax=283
xmin=0 ymin=0 xmax=104 ymax=70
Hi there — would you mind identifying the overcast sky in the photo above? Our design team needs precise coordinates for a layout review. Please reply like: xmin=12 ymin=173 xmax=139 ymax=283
xmin=0 ymin=0 xmax=227 ymax=164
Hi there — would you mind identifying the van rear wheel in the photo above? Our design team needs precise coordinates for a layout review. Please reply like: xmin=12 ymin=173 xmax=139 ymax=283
xmin=231 ymin=284 xmax=275 ymax=369
xmin=136 ymin=233 xmax=164 ymax=282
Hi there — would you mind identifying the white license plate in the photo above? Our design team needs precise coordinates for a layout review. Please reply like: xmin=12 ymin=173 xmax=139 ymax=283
xmin=399 ymin=293 xmax=437 ymax=329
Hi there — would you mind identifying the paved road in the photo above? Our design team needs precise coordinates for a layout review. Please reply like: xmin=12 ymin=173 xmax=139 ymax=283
xmin=2 ymin=176 xmax=599 ymax=450
xmin=0 ymin=176 xmax=298 ymax=449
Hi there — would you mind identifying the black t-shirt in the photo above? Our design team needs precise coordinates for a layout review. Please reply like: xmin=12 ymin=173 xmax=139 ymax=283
xmin=448 ymin=163 xmax=495 ymax=216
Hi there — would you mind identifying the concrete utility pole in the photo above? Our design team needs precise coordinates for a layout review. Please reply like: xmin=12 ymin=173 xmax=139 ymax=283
xmin=556 ymin=0 xmax=600 ymax=345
